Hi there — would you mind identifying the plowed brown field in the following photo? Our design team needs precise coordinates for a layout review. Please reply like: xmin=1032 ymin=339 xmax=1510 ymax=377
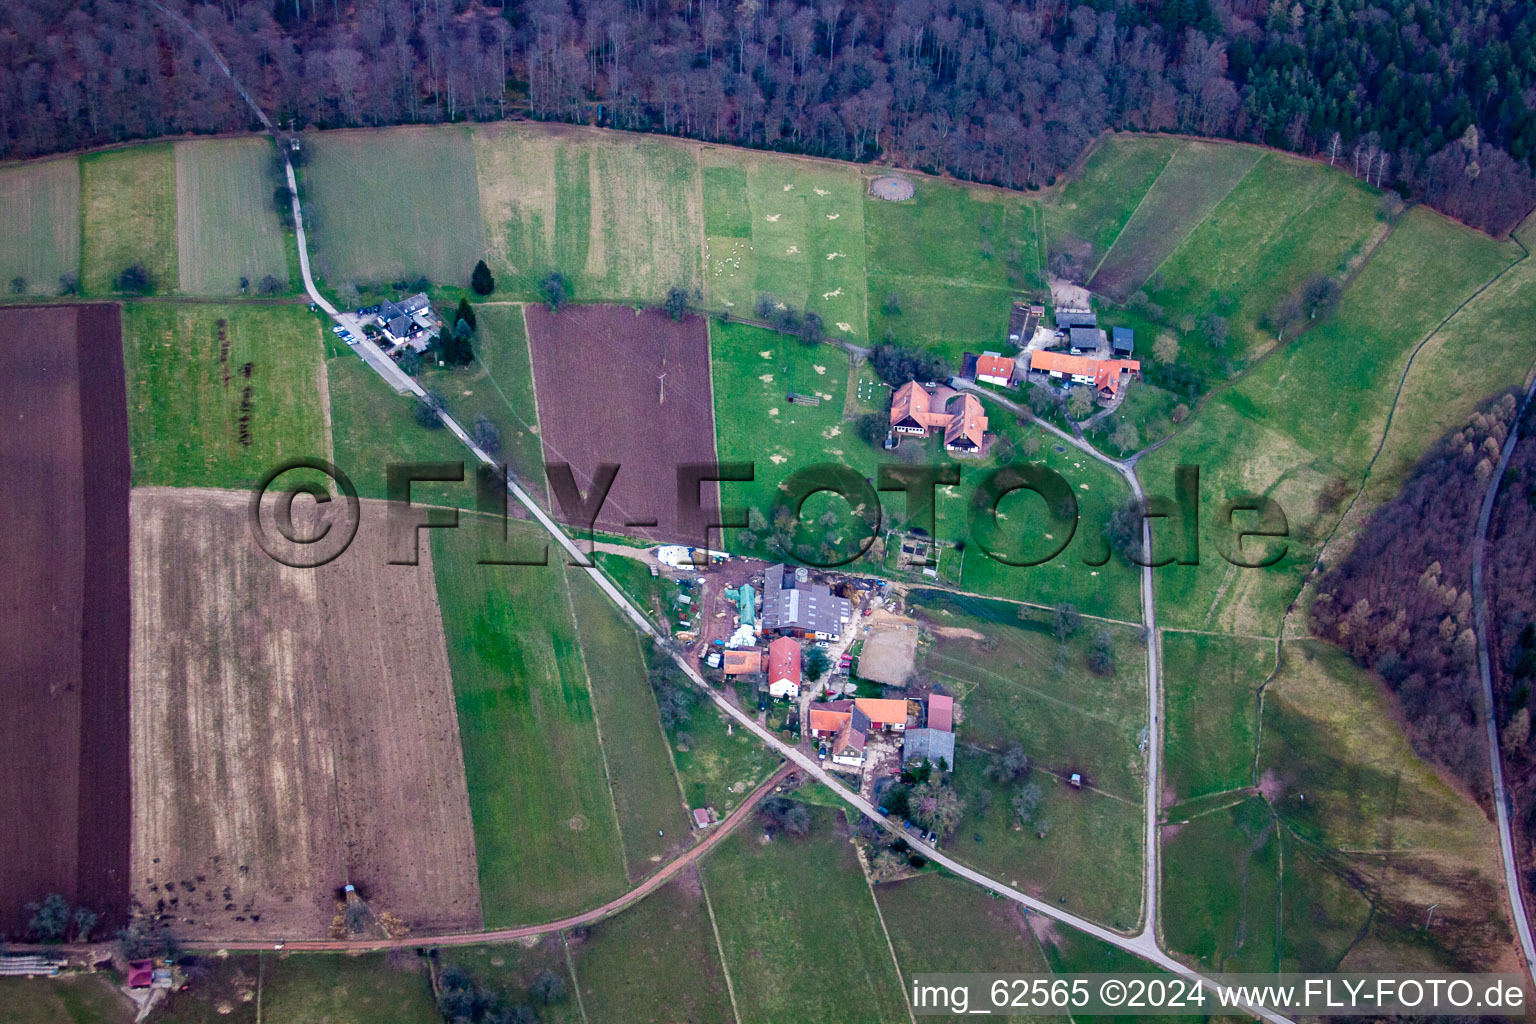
xmin=129 ymin=489 xmax=481 ymax=939
xmin=523 ymin=304 xmax=720 ymax=545
xmin=0 ymin=304 xmax=130 ymax=938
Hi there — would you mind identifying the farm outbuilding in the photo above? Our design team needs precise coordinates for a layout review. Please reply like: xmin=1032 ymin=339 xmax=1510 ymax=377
xmin=903 ymin=728 xmax=955 ymax=769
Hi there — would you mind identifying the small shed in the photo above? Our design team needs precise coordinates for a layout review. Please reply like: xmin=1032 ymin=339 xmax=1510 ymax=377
xmin=127 ymin=960 xmax=156 ymax=989
xmin=1112 ymin=326 xmax=1135 ymax=356
xmin=927 ymin=694 xmax=954 ymax=732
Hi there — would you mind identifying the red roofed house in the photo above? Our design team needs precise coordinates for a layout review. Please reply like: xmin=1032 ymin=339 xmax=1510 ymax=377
xmin=927 ymin=693 xmax=954 ymax=732
xmin=1027 ymin=350 xmax=1141 ymax=401
xmin=889 ymin=381 xmax=989 ymax=454
xmin=808 ymin=698 xmax=912 ymax=767
xmin=767 ymin=636 xmax=802 ymax=698
xmin=721 ymin=647 xmax=764 ymax=675
xmin=127 ymin=961 xmax=155 ymax=989
xmin=974 ymin=352 xmax=1016 ymax=387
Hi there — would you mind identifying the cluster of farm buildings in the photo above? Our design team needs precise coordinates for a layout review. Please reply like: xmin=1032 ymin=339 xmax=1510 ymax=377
xmin=688 ymin=558 xmax=957 ymax=778
xmin=885 ymin=303 xmax=1141 ymax=454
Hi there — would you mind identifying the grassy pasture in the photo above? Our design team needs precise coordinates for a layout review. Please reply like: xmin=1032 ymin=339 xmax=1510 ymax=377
xmin=563 ymin=566 xmax=693 ymax=879
xmin=122 ymin=303 xmax=328 ymax=489
xmin=701 ymin=803 xmax=909 ymax=1024
xmin=1138 ymin=208 xmax=1521 ymax=635
xmin=432 ymin=521 xmax=630 ymax=926
xmin=1043 ymin=135 xmax=1180 ymax=262
xmin=700 ymin=148 xmax=868 ymax=339
xmin=709 ymin=319 xmax=1139 ymax=618
xmin=1162 ymin=631 xmax=1272 ymax=801
xmin=474 ymin=125 xmax=702 ymax=304
xmin=1088 ymin=141 xmax=1263 ymax=301
xmin=875 ymin=873 xmax=1056 ymax=1024
xmin=0 ymin=156 xmax=79 ymax=296
xmin=665 ymin=691 xmax=784 ymax=815
xmin=911 ymin=592 xmax=1147 ymax=800
xmin=1260 ymin=642 xmax=1508 ymax=921
xmin=0 ymin=975 xmax=131 ymax=1024
xmin=1161 ymin=796 xmax=1281 ymax=971
xmin=304 ymin=127 xmax=484 ymax=288
xmin=1146 ymin=153 xmax=1383 ymax=366
xmin=174 ymin=138 xmax=290 ymax=296
xmin=866 ymin=183 xmax=1038 ymax=364
xmin=150 ymin=953 xmax=438 ymax=1024
xmin=81 ymin=145 xmax=176 ymax=295
xmin=568 ymin=868 xmax=736 ymax=1023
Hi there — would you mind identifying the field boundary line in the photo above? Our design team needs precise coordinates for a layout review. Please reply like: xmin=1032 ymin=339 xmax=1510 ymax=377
xmin=859 ymin=848 xmax=918 ymax=1024
xmin=1137 ymin=148 xmax=1266 ymax=292
xmin=697 ymin=869 xmax=745 ymax=1024
xmin=1085 ymin=141 xmax=1183 ymax=283
xmin=560 ymin=931 xmax=592 ymax=1024
xmin=559 ymin=566 xmax=633 ymax=882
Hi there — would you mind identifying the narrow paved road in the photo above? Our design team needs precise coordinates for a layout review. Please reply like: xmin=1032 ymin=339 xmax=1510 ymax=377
xmin=1472 ymin=383 xmax=1536 ymax=981
xmin=949 ymin=378 xmax=1164 ymax=945
xmin=183 ymin=766 xmax=794 ymax=953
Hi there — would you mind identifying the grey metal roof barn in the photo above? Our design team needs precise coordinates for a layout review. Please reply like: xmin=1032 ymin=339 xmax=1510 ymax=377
xmin=1056 ymin=309 xmax=1097 ymax=329
xmin=1069 ymin=326 xmax=1100 ymax=353
xmin=1112 ymin=326 xmax=1135 ymax=355
xmin=903 ymin=728 xmax=956 ymax=768
xmin=761 ymin=563 xmax=851 ymax=638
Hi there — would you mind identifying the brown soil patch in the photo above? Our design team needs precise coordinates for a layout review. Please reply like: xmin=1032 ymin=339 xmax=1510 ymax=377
xmin=524 ymin=304 xmax=720 ymax=544
xmin=0 ymin=304 xmax=130 ymax=937
xmin=129 ymin=490 xmax=481 ymax=939
xmin=857 ymin=616 xmax=920 ymax=687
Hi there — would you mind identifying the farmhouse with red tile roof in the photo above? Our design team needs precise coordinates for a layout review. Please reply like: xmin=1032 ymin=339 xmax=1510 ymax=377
xmin=889 ymin=381 xmax=989 ymax=453
xmin=1027 ymin=350 xmax=1141 ymax=400
xmin=767 ymin=636 xmax=802 ymax=698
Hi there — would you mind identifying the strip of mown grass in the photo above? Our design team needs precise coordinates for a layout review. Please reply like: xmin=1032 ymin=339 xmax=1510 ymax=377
xmin=433 ymin=520 xmax=630 ymax=926
xmin=81 ymin=144 xmax=176 ymax=295
xmin=0 ymin=156 xmax=79 ymax=297
xmin=568 ymin=868 xmax=736 ymax=1023
xmin=701 ymin=803 xmax=909 ymax=1024
xmin=474 ymin=126 xmax=702 ymax=305
xmin=1139 ymin=208 xmax=1521 ymax=635
xmin=1146 ymin=152 xmax=1383 ymax=367
xmin=1162 ymin=631 xmax=1272 ymax=801
xmin=1042 ymin=135 xmax=1181 ymax=263
xmin=122 ymin=303 xmax=328 ymax=489
xmin=564 ymin=566 xmax=693 ymax=879
xmin=174 ymin=137 xmax=290 ymax=296
xmin=1088 ymin=141 xmax=1263 ymax=301
xmin=304 ymin=127 xmax=484 ymax=289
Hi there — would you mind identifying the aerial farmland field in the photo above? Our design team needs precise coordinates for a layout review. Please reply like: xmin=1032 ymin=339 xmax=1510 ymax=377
xmin=524 ymin=303 xmax=720 ymax=545
xmin=701 ymin=803 xmax=909 ymax=1024
xmin=0 ymin=304 xmax=129 ymax=938
xmin=303 ymin=127 xmax=484 ymax=288
xmin=1043 ymin=135 xmax=1180 ymax=263
xmin=129 ymin=490 xmax=482 ymax=939
xmin=0 ymin=156 xmax=79 ymax=297
xmin=174 ymin=137 xmax=290 ymax=296
xmin=1162 ymin=631 xmax=1272 ymax=802
xmin=431 ymin=520 xmax=630 ymax=926
xmin=1087 ymin=141 xmax=1263 ymax=301
xmin=699 ymin=146 xmax=869 ymax=340
xmin=80 ymin=144 xmax=176 ymax=295
xmin=121 ymin=303 xmax=330 ymax=490
xmin=473 ymin=124 xmax=703 ymax=303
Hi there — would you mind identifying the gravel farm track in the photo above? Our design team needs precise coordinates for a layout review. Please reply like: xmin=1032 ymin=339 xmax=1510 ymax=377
xmin=0 ymin=304 xmax=131 ymax=938
xmin=523 ymin=304 xmax=721 ymax=545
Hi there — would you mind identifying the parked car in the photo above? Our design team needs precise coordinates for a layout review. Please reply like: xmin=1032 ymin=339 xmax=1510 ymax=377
xmin=817 ymin=745 xmax=828 ymax=761
xmin=815 ymin=640 xmax=830 ymax=648
xmin=330 ymin=324 xmax=347 ymax=334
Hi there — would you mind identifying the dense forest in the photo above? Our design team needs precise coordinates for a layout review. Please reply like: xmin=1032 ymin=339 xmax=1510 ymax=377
xmin=1309 ymin=393 xmax=1520 ymax=797
xmin=1487 ymin=397 xmax=1536 ymax=901
xmin=4 ymin=0 xmax=1536 ymax=233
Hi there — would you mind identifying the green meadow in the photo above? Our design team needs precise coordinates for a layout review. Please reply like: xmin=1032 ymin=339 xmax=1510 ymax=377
xmin=81 ymin=144 xmax=176 ymax=295
xmin=121 ymin=303 xmax=329 ymax=490
xmin=174 ymin=137 xmax=290 ymax=296
xmin=0 ymin=156 xmax=79 ymax=297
